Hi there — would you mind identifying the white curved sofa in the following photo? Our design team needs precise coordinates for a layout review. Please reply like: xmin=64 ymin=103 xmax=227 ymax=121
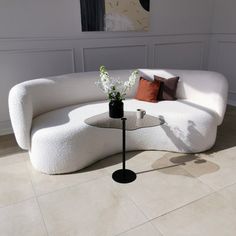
xmin=9 ymin=69 xmax=228 ymax=174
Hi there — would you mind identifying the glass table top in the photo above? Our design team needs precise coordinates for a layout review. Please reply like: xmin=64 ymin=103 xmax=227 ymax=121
xmin=85 ymin=111 xmax=165 ymax=131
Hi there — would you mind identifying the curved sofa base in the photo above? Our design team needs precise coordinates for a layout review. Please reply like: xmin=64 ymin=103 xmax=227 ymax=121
xmin=29 ymin=99 xmax=218 ymax=174
xmin=29 ymin=143 xmax=217 ymax=175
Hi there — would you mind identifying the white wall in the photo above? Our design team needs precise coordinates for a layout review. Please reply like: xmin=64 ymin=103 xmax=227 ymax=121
xmin=0 ymin=0 xmax=213 ymax=135
xmin=208 ymin=0 xmax=236 ymax=106
xmin=0 ymin=0 xmax=212 ymax=37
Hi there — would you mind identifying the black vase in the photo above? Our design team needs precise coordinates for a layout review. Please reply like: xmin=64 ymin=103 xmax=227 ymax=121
xmin=109 ymin=100 xmax=124 ymax=118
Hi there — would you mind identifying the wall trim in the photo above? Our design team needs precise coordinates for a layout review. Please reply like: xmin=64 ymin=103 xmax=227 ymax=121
xmin=0 ymin=48 xmax=76 ymax=73
xmin=0 ymin=33 xmax=210 ymax=42
xmin=153 ymin=41 xmax=204 ymax=46
xmin=218 ymin=40 xmax=236 ymax=44
xmin=154 ymin=41 xmax=205 ymax=69
xmin=81 ymin=44 xmax=148 ymax=72
xmin=0 ymin=48 xmax=74 ymax=54
xmin=210 ymin=33 xmax=236 ymax=36
xmin=216 ymin=41 xmax=236 ymax=93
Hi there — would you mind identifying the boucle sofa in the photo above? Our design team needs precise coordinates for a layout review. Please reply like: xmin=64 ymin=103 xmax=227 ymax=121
xmin=9 ymin=69 xmax=228 ymax=174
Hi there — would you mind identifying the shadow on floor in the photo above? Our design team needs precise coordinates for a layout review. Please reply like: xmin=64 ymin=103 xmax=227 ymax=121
xmin=204 ymin=105 xmax=236 ymax=155
xmin=79 ymin=151 xmax=139 ymax=173
xmin=131 ymin=153 xmax=220 ymax=177
xmin=150 ymin=153 xmax=220 ymax=177
xmin=136 ymin=163 xmax=184 ymax=175
xmin=0 ymin=134 xmax=23 ymax=157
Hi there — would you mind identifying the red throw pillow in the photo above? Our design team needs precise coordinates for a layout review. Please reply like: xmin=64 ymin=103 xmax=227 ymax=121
xmin=154 ymin=75 xmax=179 ymax=101
xmin=135 ymin=77 xmax=161 ymax=102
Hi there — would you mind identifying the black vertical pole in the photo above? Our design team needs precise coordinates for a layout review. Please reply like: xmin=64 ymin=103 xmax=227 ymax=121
xmin=112 ymin=117 xmax=136 ymax=183
xmin=121 ymin=118 xmax=127 ymax=171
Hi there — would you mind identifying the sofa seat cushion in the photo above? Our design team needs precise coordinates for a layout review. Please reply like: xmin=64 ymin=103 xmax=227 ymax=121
xmin=30 ymin=99 xmax=218 ymax=174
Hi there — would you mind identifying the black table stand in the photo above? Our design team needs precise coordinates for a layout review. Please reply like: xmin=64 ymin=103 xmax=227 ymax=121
xmin=112 ymin=118 xmax=137 ymax=183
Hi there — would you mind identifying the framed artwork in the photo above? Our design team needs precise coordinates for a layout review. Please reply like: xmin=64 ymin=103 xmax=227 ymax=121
xmin=80 ymin=0 xmax=150 ymax=32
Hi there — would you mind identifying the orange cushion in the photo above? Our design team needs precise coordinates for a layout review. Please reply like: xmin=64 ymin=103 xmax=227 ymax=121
xmin=135 ymin=77 xmax=161 ymax=102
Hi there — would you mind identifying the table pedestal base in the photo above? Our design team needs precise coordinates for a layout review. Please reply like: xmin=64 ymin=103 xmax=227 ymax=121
xmin=112 ymin=169 xmax=136 ymax=184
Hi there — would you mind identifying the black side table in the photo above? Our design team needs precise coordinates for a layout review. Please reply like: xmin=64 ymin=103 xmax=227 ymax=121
xmin=85 ymin=111 xmax=164 ymax=184
xmin=112 ymin=118 xmax=136 ymax=183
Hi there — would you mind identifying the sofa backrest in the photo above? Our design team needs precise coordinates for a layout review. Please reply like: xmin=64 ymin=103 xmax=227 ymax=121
xmin=138 ymin=69 xmax=228 ymax=125
xmin=13 ymin=70 xmax=137 ymax=118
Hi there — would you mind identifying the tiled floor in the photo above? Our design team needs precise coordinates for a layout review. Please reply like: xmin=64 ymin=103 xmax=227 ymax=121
xmin=1 ymin=105 xmax=236 ymax=236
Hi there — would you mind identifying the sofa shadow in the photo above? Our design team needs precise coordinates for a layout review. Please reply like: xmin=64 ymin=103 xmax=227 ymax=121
xmin=207 ymin=133 xmax=236 ymax=154
xmin=135 ymin=153 xmax=219 ymax=178
xmin=136 ymin=163 xmax=184 ymax=175
xmin=78 ymin=151 xmax=188 ymax=176
xmin=159 ymin=104 xmax=236 ymax=155
xmin=74 ymin=151 xmax=139 ymax=174
xmin=159 ymin=115 xmax=204 ymax=153
xmin=207 ymin=105 xmax=236 ymax=154
xmin=0 ymin=134 xmax=24 ymax=157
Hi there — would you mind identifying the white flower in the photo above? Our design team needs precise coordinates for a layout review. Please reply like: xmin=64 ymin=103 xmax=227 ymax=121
xmin=96 ymin=66 xmax=139 ymax=101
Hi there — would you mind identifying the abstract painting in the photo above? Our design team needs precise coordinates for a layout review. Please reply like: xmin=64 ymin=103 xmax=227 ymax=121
xmin=80 ymin=0 xmax=150 ymax=32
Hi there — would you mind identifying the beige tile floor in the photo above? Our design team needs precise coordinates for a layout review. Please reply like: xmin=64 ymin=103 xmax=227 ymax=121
xmin=0 ymin=105 xmax=236 ymax=236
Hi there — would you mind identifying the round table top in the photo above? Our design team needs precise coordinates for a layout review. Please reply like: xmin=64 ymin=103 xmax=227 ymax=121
xmin=85 ymin=111 xmax=165 ymax=131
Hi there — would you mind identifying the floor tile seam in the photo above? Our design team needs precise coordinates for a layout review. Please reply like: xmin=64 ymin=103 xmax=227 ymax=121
xmin=125 ymin=191 xmax=151 ymax=220
xmin=109 ymin=180 xmax=154 ymax=236
xmin=0 ymin=159 xmax=37 ymax=209
xmin=28 ymin=173 xmax=49 ymax=236
xmin=203 ymin=180 xmax=236 ymax=193
xmin=34 ymin=173 xmax=109 ymax=198
xmin=114 ymin=221 xmax=150 ymax=236
xmin=111 ymin=164 xmax=217 ymax=231
xmin=34 ymin=173 xmax=145 ymax=236
xmin=179 ymin=164 xmax=218 ymax=193
xmin=0 ymin=195 xmax=36 ymax=210
xmin=175 ymin=161 xmax=201 ymax=179
xmin=215 ymin=181 xmax=236 ymax=194
xmin=150 ymin=220 xmax=165 ymax=236
xmin=34 ymin=197 xmax=50 ymax=236
xmin=147 ymin=190 xmax=218 ymax=221
xmin=181 ymin=154 xmax=236 ymax=192
xmin=113 ymin=199 xmax=167 ymax=236
xmin=115 ymin=219 xmax=164 ymax=236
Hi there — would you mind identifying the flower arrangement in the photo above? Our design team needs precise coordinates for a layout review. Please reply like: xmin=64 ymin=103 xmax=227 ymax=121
xmin=96 ymin=66 xmax=139 ymax=101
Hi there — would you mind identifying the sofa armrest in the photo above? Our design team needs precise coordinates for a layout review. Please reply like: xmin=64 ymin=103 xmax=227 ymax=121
xmin=9 ymin=85 xmax=33 ymax=150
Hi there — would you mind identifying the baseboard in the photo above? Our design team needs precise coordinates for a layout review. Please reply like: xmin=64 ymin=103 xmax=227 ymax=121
xmin=0 ymin=120 xmax=13 ymax=136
